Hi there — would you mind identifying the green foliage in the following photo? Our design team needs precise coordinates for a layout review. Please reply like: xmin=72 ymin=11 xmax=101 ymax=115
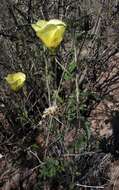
xmin=31 ymin=143 xmax=40 ymax=151
xmin=40 ymin=158 xmax=64 ymax=179
xmin=67 ymin=93 xmax=77 ymax=122
xmin=66 ymin=90 xmax=92 ymax=150
xmin=70 ymin=120 xmax=91 ymax=151
xmin=1 ymin=1 xmax=118 ymax=190
xmin=83 ymin=120 xmax=91 ymax=140
xmin=66 ymin=90 xmax=95 ymax=122
xmin=64 ymin=61 xmax=76 ymax=81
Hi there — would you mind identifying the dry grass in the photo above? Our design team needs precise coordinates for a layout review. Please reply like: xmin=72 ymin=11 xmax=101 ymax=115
xmin=1 ymin=0 xmax=119 ymax=189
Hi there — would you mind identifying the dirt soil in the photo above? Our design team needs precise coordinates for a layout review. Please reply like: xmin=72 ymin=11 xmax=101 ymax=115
xmin=1 ymin=1 xmax=119 ymax=190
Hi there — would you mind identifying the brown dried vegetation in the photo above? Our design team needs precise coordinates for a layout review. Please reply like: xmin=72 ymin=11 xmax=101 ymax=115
xmin=1 ymin=0 xmax=119 ymax=190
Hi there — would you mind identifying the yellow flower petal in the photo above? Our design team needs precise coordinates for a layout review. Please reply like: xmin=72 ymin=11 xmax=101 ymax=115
xmin=36 ymin=24 xmax=58 ymax=48
xmin=50 ymin=25 xmax=66 ymax=48
xmin=48 ymin=19 xmax=66 ymax=27
xmin=32 ymin=20 xmax=48 ymax=32
xmin=5 ymin=72 xmax=26 ymax=91
xmin=31 ymin=19 xmax=66 ymax=48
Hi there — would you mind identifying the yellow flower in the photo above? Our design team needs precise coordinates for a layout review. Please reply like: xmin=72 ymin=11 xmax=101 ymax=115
xmin=32 ymin=19 xmax=66 ymax=48
xmin=5 ymin=72 xmax=26 ymax=91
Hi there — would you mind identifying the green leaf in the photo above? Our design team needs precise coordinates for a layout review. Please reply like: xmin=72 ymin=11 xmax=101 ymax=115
xmin=84 ymin=121 xmax=91 ymax=140
xmin=64 ymin=62 xmax=76 ymax=81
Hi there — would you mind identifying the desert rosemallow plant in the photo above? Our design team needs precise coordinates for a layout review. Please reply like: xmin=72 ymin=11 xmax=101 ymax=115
xmin=31 ymin=19 xmax=66 ymax=49
xmin=5 ymin=72 xmax=26 ymax=91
